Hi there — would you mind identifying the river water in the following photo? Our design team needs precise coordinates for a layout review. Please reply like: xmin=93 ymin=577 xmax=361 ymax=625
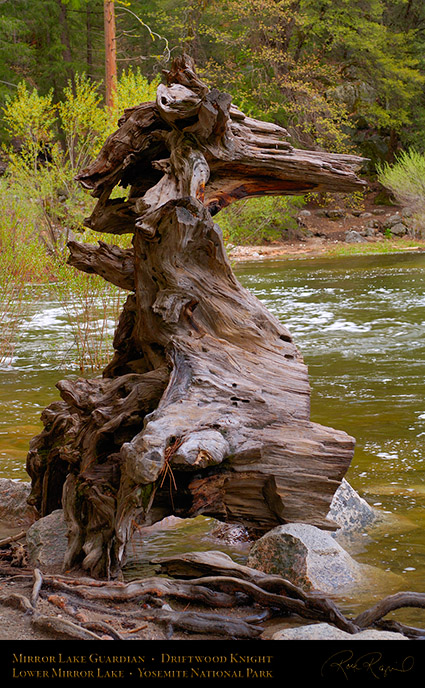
xmin=1 ymin=252 xmax=424 ymax=623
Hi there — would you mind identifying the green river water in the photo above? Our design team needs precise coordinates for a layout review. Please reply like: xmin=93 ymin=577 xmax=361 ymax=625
xmin=1 ymin=251 xmax=424 ymax=624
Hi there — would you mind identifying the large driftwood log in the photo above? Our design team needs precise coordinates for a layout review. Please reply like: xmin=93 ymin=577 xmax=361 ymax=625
xmin=26 ymin=55 xmax=366 ymax=578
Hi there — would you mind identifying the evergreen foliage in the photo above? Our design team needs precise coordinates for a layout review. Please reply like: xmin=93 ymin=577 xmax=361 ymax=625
xmin=0 ymin=0 xmax=423 ymax=162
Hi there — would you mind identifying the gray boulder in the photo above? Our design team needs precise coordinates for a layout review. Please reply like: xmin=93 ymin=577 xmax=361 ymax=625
xmin=247 ymin=522 xmax=401 ymax=594
xmin=345 ymin=230 xmax=367 ymax=243
xmin=389 ymin=222 xmax=407 ymax=236
xmin=0 ymin=478 xmax=37 ymax=528
xmin=387 ymin=213 xmax=402 ymax=226
xmin=272 ymin=623 xmax=407 ymax=640
xmin=26 ymin=509 xmax=68 ymax=572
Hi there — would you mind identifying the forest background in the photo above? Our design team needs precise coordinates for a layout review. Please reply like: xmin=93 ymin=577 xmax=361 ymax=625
xmin=1 ymin=0 xmax=425 ymax=371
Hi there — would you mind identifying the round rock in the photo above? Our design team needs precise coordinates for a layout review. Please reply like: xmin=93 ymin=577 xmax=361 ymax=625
xmin=247 ymin=523 xmax=399 ymax=593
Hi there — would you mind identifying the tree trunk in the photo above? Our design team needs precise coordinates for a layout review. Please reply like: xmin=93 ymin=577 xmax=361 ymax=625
xmin=104 ymin=0 xmax=117 ymax=109
xmin=26 ymin=55 xmax=366 ymax=579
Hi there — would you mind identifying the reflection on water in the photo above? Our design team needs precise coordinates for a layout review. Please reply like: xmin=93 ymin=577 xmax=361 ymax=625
xmin=1 ymin=253 xmax=425 ymax=623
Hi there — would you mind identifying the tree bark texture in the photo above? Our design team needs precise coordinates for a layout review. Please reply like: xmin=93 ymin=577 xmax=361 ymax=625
xmin=104 ymin=0 xmax=117 ymax=110
xmin=26 ymin=56 xmax=366 ymax=578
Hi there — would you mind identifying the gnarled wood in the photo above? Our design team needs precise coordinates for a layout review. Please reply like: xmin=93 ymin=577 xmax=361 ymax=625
xmin=27 ymin=55 xmax=366 ymax=578
xmin=67 ymin=240 xmax=135 ymax=291
xmin=354 ymin=591 xmax=425 ymax=628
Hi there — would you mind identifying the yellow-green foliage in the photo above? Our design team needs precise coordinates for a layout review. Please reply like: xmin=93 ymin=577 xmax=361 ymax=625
xmin=115 ymin=66 xmax=160 ymax=112
xmin=218 ymin=196 xmax=305 ymax=245
xmin=2 ymin=82 xmax=56 ymax=151
xmin=378 ymin=150 xmax=425 ymax=214
xmin=3 ymin=67 xmax=160 ymax=173
xmin=58 ymin=74 xmax=109 ymax=171
xmin=2 ymin=68 xmax=160 ymax=248
xmin=0 ymin=69 xmax=156 ymax=370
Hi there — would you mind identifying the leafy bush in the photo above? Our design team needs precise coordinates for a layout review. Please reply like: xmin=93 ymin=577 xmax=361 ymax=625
xmin=2 ymin=82 xmax=56 ymax=156
xmin=378 ymin=150 xmax=425 ymax=235
xmin=217 ymin=196 xmax=305 ymax=245
xmin=1 ymin=67 xmax=160 ymax=254
xmin=0 ymin=69 xmax=156 ymax=371
xmin=58 ymin=73 xmax=109 ymax=172
xmin=115 ymin=66 xmax=160 ymax=113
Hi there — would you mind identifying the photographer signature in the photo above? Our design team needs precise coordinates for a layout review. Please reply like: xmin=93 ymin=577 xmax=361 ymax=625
xmin=321 ymin=650 xmax=414 ymax=680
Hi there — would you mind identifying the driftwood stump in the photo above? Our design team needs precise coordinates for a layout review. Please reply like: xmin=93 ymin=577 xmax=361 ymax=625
xmin=26 ymin=56 xmax=366 ymax=578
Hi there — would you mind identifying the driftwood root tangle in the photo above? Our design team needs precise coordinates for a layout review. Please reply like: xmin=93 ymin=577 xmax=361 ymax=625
xmin=26 ymin=55 xmax=366 ymax=578
xmin=1 ymin=556 xmax=425 ymax=640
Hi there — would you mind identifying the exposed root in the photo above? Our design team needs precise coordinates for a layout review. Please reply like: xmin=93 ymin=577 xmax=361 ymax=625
xmin=1 ymin=553 xmax=424 ymax=640
xmin=0 ymin=531 xmax=26 ymax=547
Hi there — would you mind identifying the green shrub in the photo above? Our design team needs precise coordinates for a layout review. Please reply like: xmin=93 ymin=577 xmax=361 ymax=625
xmin=58 ymin=73 xmax=109 ymax=172
xmin=217 ymin=195 xmax=305 ymax=245
xmin=115 ymin=66 xmax=160 ymax=113
xmin=0 ymin=69 xmax=160 ymax=371
xmin=378 ymin=150 xmax=425 ymax=236
xmin=2 ymin=82 xmax=56 ymax=161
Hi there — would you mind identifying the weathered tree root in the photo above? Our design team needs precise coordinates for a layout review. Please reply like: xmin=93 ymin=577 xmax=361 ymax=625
xmin=1 ymin=561 xmax=425 ymax=640
xmin=354 ymin=591 xmax=425 ymax=629
xmin=374 ymin=619 xmax=425 ymax=639
xmin=33 ymin=615 xmax=105 ymax=640
xmin=0 ymin=530 xmax=26 ymax=547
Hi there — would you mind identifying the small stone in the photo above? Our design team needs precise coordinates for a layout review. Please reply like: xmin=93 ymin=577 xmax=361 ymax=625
xmin=298 ymin=209 xmax=311 ymax=217
xmin=359 ymin=212 xmax=372 ymax=218
xmin=326 ymin=208 xmax=346 ymax=219
xmin=367 ymin=219 xmax=381 ymax=229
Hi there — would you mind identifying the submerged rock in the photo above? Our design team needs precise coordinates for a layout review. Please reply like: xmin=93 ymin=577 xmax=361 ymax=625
xmin=272 ymin=623 xmax=407 ymax=640
xmin=328 ymin=478 xmax=378 ymax=533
